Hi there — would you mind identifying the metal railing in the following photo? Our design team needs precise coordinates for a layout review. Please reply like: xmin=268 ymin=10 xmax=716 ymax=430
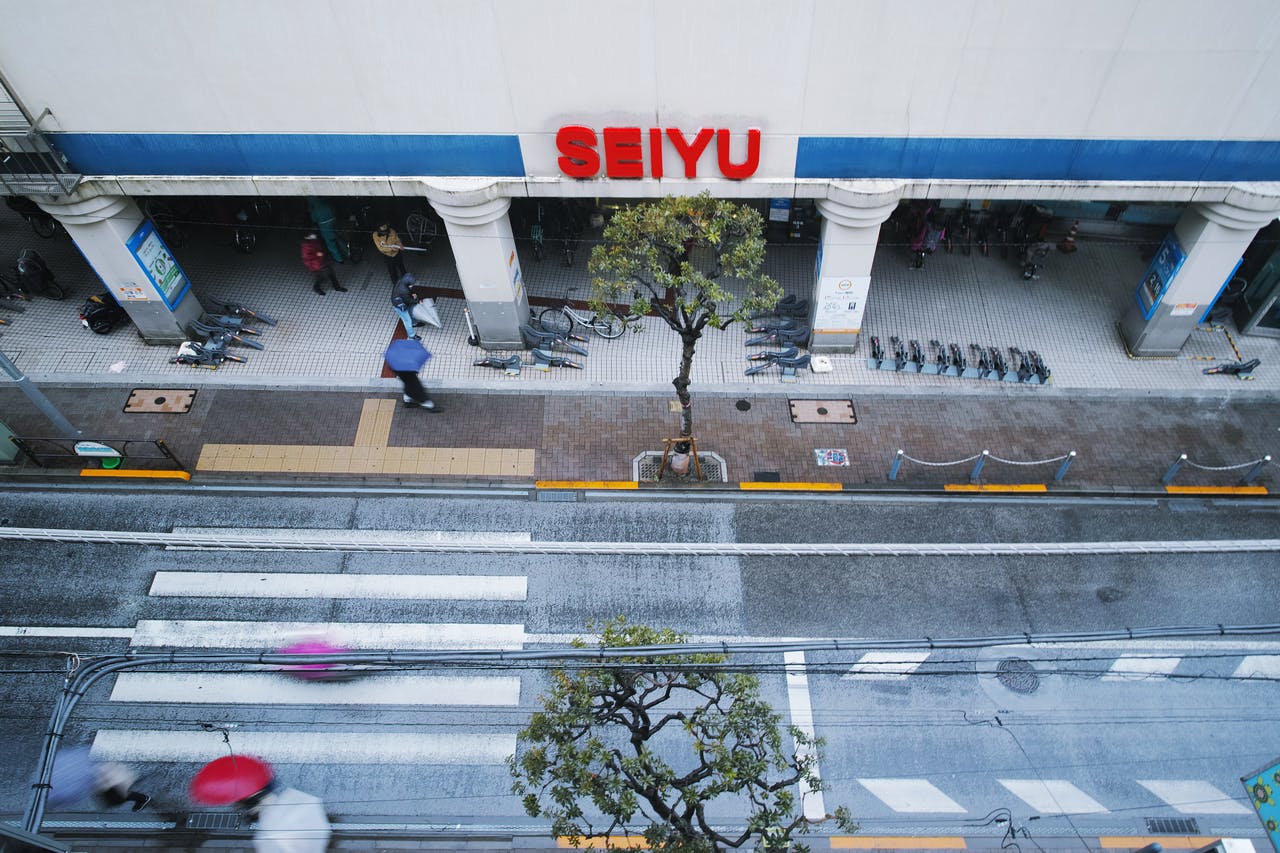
xmin=8 ymin=437 xmax=186 ymax=472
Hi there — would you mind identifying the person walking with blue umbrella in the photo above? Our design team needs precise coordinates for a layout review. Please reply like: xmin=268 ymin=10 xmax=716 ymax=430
xmin=384 ymin=338 xmax=440 ymax=412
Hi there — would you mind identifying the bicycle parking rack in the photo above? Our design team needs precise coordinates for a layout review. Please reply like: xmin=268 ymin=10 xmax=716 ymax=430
xmin=1161 ymin=453 xmax=1272 ymax=486
xmin=888 ymin=447 xmax=1077 ymax=484
xmin=868 ymin=336 xmax=1051 ymax=385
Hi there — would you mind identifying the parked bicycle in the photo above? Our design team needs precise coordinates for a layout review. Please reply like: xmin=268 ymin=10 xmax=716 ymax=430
xmin=1 ymin=248 xmax=64 ymax=300
xmin=5 ymin=196 xmax=63 ymax=239
xmin=537 ymin=289 xmax=639 ymax=340
xmin=404 ymin=209 xmax=439 ymax=250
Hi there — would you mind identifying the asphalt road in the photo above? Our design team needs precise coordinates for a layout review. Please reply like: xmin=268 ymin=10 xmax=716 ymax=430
xmin=0 ymin=485 xmax=1276 ymax=844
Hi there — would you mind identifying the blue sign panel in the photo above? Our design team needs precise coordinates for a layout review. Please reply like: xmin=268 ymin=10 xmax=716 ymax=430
xmin=125 ymin=219 xmax=190 ymax=309
xmin=1135 ymin=232 xmax=1187 ymax=319
xmin=1243 ymin=757 xmax=1280 ymax=853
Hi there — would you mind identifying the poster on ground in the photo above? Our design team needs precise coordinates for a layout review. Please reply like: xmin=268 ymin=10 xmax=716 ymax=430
xmin=1243 ymin=757 xmax=1280 ymax=853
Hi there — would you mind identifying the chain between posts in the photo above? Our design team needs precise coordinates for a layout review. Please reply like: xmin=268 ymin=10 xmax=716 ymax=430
xmin=1164 ymin=453 xmax=1272 ymax=486
xmin=889 ymin=449 xmax=1077 ymax=483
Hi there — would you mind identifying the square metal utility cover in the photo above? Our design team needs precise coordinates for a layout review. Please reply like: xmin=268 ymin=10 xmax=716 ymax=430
xmin=790 ymin=399 xmax=857 ymax=424
xmin=126 ymin=389 xmax=197 ymax=414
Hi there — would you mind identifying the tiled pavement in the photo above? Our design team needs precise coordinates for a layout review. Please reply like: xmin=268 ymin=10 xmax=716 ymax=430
xmin=1 ymin=204 xmax=1278 ymax=490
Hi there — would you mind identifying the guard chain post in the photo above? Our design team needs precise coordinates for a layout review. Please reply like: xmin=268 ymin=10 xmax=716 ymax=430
xmin=1167 ymin=452 xmax=1273 ymax=486
xmin=891 ymin=448 xmax=1077 ymax=484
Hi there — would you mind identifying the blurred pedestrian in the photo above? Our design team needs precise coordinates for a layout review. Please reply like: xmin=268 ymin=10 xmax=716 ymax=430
xmin=392 ymin=273 xmax=420 ymax=340
xmin=373 ymin=223 xmax=407 ymax=284
xmin=47 ymin=747 xmax=151 ymax=812
xmin=301 ymin=233 xmax=345 ymax=296
xmin=384 ymin=339 xmax=440 ymax=412
xmin=307 ymin=197 xmax=346 ymax=263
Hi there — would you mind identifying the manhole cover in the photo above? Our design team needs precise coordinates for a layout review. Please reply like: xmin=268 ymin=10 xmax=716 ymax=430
xmin=735 ymin=399 xmax=752 ymax=411
xmin=126 ymin=388 xmax=196 ymax=413
xmin=789 ymin=399 xmax=857 ymax=424
xmin=996 ymin=658 xmax=1041 ymax=694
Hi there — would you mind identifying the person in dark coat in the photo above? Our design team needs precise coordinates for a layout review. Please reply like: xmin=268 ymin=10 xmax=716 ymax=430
xmin=392 ymin=273 xmax=420 ymax=339
xmin=301 ymin=233 xmax=345 ymax=295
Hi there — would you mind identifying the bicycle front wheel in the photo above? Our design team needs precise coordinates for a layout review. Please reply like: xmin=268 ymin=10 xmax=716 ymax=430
xmin=41 ymin=277 xmax=66 ymax=300
xmin=537 ymin=307 xmax=573 ymax=337
xmin=30 ymin=215 xmax=57 ymax=239
xmin=592 ymin=312 xmax=626 ymax=339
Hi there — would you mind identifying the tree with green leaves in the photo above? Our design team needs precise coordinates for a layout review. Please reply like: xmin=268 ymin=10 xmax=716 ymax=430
xmin=588 ymin=193 xmax=782 ymax=437
xmin=510 ymin=617 xmax=854 ymax=852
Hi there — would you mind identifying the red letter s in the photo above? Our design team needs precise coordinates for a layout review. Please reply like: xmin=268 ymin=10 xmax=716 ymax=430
xmin=556 ymin=125 xmax=600 ymax=178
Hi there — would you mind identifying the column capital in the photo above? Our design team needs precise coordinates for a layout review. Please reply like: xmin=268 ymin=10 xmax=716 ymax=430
xmin=36 ymin=191 xmax=133 ymax=225
xmin=1194 ymin=184 xmax=1280 ymax=230
xmin=421 ymin=179 xmax=512 ymax=227
xmin=816 ymin=180 xmax=906 ymax=228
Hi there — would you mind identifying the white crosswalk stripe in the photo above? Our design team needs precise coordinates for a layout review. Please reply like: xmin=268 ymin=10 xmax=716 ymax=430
xmin=130 ymin=620 xmax=525 ymax=650
xmin=1101 ymin=655 xmax=1182 ymax=681
xmin=1137 ymin=780 xmax=1252 ymax=814
xmin=92 ymin=729 xmax=515 ymax=765
xmin=1232 ymin=655 xmax=1280 ymax=680
xmin=857 ymin=778 xmax=966 ymax=813
xmin=109 ymin=673 xmax=521 ymax=706
xmin=149 ymin=571 xmax=527 ymax=600
xmin=998 ymin=779 xmax=1108 ymax=814
xmin=843 ymin=651 xmax=931 ymax=680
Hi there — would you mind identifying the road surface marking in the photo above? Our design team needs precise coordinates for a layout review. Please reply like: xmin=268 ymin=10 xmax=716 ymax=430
xmin=832 ymin=838 xmax=966 ymax=849
xmin=856 ymin=778 xmax=966 ymax=813
xmin=167 ymin=527 xmax=531 ymax=549
xmin=92 ymin=729 xmax=514 ymax=765
xmin=130 ymin=620 xmax=524 ymax=650
xmin=843 ymin=651 xmax=932 ymax=680
xmin=0 ymin=626 xmax=134 ymax=639
xmin=1136 ymin=780 xmax=1251 ymax=814
xmin=148 ymin=571 xmax=527 ymax=600
xmin=1101 ymin=655 xmax=1181 ymax=680
xmin=998 ymin=779 xmax=1108 ymax=814
xmin=109 ymin=673 xmax=521 ymax=706
xmin=783 ymin=651 xmax=826 ymax=821
xmin=1232 ymin=655 xmax=1280 ymax=679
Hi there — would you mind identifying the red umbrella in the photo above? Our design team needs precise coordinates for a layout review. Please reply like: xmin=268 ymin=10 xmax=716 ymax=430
xmin=190 ymin=754 xmax=274 ymax=805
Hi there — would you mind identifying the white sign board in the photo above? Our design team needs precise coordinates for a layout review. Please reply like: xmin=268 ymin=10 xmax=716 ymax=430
xmin=813 ymin=276 xmax=870 ymax=333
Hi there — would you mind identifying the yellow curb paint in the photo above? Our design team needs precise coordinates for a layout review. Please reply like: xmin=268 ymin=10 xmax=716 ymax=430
xmin=1099 ymin=838 xmax=1216 ymax=849
xmin=944 ymin=484 xmax=1048 ymax=492
xmin=831 ymin=837 xmax=967 ymax=849
xmin=536 ymin=481 xmax=638 ymax=490
xmin=557 ymin=837 xmax=647 ymax=849
xmin=1165 ymin=485 xmax=1267 ymax=495
xmin=81 ymin=469 xmax=191 ymax=481
xmin=739 ymin=482 xmax=843 ymax=491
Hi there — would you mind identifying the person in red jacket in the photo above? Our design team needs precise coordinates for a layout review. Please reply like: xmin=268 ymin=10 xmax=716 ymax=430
xmin=301 ymin=232 xmax=346 ymax=295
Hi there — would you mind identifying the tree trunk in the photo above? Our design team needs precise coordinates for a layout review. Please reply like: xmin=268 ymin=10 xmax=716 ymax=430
xmin=672 ymin=332 xmax=699 ymax=437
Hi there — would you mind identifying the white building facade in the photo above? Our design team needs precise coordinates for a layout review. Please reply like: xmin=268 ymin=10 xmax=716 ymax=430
xmin=2 ymin=0 xmax=1279 ymax=351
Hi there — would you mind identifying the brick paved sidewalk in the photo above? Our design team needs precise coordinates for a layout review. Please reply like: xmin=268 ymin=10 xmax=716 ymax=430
xmin=2 ymin=384 xmax=1277 ymax=491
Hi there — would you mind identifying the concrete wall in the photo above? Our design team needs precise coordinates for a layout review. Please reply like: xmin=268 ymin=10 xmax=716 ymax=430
xmin=2 ymin=0 xmax=1279 ymax=184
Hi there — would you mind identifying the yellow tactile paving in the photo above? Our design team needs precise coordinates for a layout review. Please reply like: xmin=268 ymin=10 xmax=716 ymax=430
xmin=195 ymin=398 xmax=535 ymax=478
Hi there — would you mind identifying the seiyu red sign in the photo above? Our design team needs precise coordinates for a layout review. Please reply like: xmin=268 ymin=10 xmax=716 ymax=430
xmin=556 ymin=126 xmax=761 ymax=180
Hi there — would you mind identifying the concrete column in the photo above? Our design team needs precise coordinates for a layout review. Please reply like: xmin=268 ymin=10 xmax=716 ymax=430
xmin=38 ymin=190 xmax=202 ymax=344
xmin=424 ymin=180 xmax=528 ymax=350
xmin=810 ymin=181 xmax=905 ymax=353
xmin=1121 ymin=188 xmax=1280 ymax=356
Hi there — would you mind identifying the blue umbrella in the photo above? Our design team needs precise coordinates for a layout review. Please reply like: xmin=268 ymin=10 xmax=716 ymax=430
xmin=384 ymin=338 xmax=431 ymax=372
xmin=46 ymin=746 xmax=97 ymax=807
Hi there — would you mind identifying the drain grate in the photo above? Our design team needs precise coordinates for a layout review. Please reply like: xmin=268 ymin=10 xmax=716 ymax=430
xmin=634 ymin=451 xmax=727 ymax=483
xmin=183 ymin=812 xmax=247 ymax=831
xmin=1145 ymin=818 xmax=1200 ymax=835
xmin=996 ymin=658 xmax=1041 ymax=694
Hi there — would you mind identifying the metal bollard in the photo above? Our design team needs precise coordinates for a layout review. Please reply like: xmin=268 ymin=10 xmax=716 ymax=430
xmin=1241 ymin=454 xmax=1272 ymax=486
xmin=1161 ymin=454 xmax=1187 ymax=486
xmin=888 ymin=449 xmax=904 ymax=482
xmin=970 ymin=450 xmax=988 ymax=484
xmin=1053 ymin=451 xmax=1076 ymax=483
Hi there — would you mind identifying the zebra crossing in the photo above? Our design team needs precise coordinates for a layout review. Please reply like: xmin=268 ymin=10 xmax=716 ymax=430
xmin=850 ymin=776 xmax=1251 ymax=816
xmin=89 ymin=532 xmax=534 ymax=776
xmin=839 ymin=645 xmax=1280 ymax=682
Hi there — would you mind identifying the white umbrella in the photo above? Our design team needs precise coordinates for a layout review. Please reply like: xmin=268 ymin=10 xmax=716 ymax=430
xmin=252 ymin=787 xmax=332 ymax=853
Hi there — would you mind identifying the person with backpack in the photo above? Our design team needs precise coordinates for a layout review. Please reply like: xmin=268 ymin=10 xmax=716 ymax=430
xmin=301 ymin=233 xmax=345 ymax=296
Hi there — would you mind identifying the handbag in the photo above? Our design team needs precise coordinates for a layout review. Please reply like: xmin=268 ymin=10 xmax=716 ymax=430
xmin=410 ymin=298 xmax=442 ymax=328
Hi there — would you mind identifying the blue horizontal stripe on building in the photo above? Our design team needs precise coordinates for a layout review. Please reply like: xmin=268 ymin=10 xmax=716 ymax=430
xmin=795 ymin=137 xmax=1280 ymax=181
xmin=50 ymin=133 xmax=525 ymax=178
